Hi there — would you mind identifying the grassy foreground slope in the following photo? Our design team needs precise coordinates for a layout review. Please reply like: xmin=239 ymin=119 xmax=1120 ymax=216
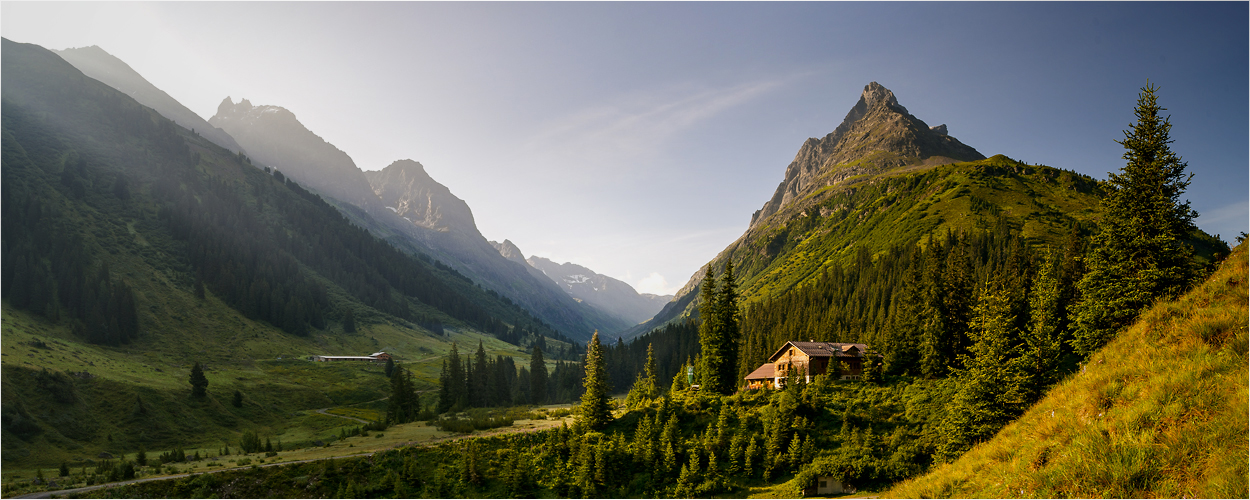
xmin=887 ymin=242 xmax=1248 ymax=498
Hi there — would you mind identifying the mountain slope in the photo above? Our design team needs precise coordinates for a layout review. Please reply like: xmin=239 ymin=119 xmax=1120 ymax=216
xmin=209 ymin=96 xmax=624 ymax=341
xmin=752 ymin=81 xmax=984 ymax=227
xmin=365 ymin=159 xmax=630 ymax=340
xmin=1 ymin=37 xmax=567 ymax=467
xmin=886 ymin=243 xmax=1248 ymax=498
xmin=53 ymin=45 xmax=246 ymax=155
xmin=525 ymin=255 xmax=672 ymax=325
xmin=210 ymin=97 xmax=381 ymax=210
xmin=623 ymin=83 xmax=1099 ymax=338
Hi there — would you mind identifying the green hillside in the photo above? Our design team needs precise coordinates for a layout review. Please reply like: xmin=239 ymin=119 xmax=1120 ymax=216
xmin=887 ymin=242 xmax=1248 ymax=498
xmin=735 ymin=156 xmax=1101 ymax=301
xmin=0 ymin=37 xmax=571 ymax=477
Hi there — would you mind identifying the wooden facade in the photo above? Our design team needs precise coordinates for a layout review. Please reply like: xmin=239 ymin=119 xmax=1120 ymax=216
xmin=743 ymin=341 xmax=877 ymax=389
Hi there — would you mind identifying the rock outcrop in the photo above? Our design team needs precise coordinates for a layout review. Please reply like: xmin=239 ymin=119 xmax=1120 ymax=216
xmin=750 ymin=82 xmax=983 ymax=227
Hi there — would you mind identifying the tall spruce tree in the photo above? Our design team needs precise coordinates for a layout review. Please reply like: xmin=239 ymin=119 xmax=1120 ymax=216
xmin=697 ymin=267 xmax=723 ymax=392
xmin=579 ymin=330 xmax=612 ymax=430
xmin=643 ymin=342 xmax=658 ymax=398
xmin=716 ymin=262 xmax=741 ymax=393
xmin=1072 ymin=83 xmax=1198 ymax=357
xmin=938 ymin=281 xmax=1029 ymax=462
xmin=189 ymin=362 xmax=208 ymax=398
xmin=530 ymin=345 xmax=548 ymax=405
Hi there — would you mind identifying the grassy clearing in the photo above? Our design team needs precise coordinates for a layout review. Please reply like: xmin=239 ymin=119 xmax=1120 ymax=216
xmin=886 ymin=243 xmax=1248 ymax=498
xmin=0 ymin=297 xmax=551 ymax=476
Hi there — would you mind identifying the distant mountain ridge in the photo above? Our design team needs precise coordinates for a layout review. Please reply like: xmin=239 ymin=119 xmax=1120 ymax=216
xmin=210 ymin=97 xmax=382 ymax=211
xmin=210 ymin=101 xmax=627 ymax=341
xmin=486 ymin=239 xmax=673 ymax=326
xmin=54 ymin=45 xmax=247 ymax=155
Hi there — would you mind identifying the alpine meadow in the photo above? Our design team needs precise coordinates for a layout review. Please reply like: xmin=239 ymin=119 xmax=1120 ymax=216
xmin=1 ymin=3 xmax=1247 ymax=499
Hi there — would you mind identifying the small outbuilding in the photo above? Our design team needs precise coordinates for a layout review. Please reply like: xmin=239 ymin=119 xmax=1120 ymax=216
xmin=313 ymin=351 xmax=391 ymax=363
xmin=802 ymin=476 xmax=855 ymax=496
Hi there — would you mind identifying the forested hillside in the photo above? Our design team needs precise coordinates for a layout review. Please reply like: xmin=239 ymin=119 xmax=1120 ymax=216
xmin=0 ymin=37 xmax=572 ymax=472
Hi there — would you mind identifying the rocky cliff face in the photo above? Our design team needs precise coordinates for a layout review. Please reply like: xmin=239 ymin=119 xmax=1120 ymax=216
xmin=366 ymin=159 xmax=477 ymax=233
xmin=54 ymin=46 xmax=246 ymax=155
xmin=751 ymin=82 xmax=984 ymax=227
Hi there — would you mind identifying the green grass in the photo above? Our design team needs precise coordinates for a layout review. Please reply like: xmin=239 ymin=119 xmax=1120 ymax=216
xmin=727 ymin=156 xmax=1108 ymax=306
xmin=0 ymin=298 xmax=548 ymax=478
xmin=885 ymin=243 xmax=1249 ymax=498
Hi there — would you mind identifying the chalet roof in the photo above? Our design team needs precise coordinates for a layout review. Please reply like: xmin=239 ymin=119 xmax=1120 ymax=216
xmin=370 ymin=352 xmax=388 ymax=357
xmin=744 ymin=363 xmax=775 ymax=380
xmin=768 ymin=341 xmax=870 ymax=362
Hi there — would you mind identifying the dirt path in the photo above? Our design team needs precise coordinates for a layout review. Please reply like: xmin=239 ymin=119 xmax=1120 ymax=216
xmin=314 ymin=407 xmax=371 ymax=424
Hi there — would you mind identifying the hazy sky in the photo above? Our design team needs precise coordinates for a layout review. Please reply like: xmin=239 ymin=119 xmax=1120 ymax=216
xmin=4 ymin=2 xmax=1247 ymax=295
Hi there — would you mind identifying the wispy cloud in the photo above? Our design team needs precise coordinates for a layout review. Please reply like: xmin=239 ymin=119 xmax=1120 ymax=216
xmin=1195 ymin=199 xmax=1249 ymax=241
xmin=518 ymin=76 xmax=795 ymax=179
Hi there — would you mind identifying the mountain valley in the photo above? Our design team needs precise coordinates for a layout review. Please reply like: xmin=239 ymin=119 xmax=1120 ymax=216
xmin=2 ymin=34 xmax=1242 ymax=500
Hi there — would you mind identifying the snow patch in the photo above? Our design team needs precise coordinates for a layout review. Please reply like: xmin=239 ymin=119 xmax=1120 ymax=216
xmin=386 ymin=206 xmax=398 ymax=213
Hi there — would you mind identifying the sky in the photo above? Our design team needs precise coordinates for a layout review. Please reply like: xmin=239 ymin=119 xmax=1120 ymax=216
xmin=3 ymin=2 xmax=1247 ymax=295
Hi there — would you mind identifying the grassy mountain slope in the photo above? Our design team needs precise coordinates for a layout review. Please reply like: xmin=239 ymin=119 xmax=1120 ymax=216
xmin=624 ymin=156 xmax=1107 ymax=339
xmin=886 ymin=242 xmax=1248 ymax=498
xmin=0 ymin=38 xmax=565 ymax=473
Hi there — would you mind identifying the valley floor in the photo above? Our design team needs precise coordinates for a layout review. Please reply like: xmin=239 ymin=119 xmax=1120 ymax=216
xmin=5 ymin=409 xmax=576 ymax=499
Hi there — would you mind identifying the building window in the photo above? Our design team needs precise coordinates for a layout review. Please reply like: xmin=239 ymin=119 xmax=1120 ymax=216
xmin=820 ymin=481 xmax=827 ymax=489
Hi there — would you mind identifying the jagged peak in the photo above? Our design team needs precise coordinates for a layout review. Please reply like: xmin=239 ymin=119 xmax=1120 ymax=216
xmin=382 ymin=158 xmax=428 ymax=176
xmin=861 ymin=81 xmax=906 ymax=113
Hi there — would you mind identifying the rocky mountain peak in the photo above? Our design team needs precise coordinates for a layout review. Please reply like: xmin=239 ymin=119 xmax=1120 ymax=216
xmin=861 ymin=81 xmax=904 ymax=111
xmin=490 ymin=239 xmax=529 ymax=266
xmin=365 ymin=159 xmax=477 ymax=233
xmin=749 ymin=82 xmax=984 ymax=227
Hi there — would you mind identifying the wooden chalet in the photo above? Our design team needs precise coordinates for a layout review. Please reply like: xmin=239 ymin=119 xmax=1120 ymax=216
xmin=743 ymin=340 xmax=877 ymax=389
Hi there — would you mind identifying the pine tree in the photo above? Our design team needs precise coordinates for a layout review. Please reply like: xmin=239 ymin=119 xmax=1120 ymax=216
xmin=579 ymin=331 xmax=611 ymax=430
xmin=388 ymin=367 xmax=410 ymax=424
xmin=232 ymin=389 xmax=243 ymax=408
xmin=530 ymin=345 xmax=547 ymax=405
xmin=472 ymin=340 xmax=489 ymax=407
xmin=1022 ymin=251 xmax=1066 ymax=394
xmin=643 ymin=342 xmax=658 ymax=398
xmin=342 ymin=307 xmax=356 ymax=333
xmin=1072 ymin=83 xmax=1198 ymax=357
xmin=716 ymin=262 xmax=741 ymax=393
xmin=437 ymin=360 xmax=452 ymax=414
xmin=189 ymin=362 xmax=208 ymax=398
xmin=697 ymin=267 xmax=722 ymax=392
xmin=938 ymin=281 xmax=1029 ymax=461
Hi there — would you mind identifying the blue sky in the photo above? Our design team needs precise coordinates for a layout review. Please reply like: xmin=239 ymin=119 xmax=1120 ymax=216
xmin=4 ymin=2 xmax=1246 ymax=295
